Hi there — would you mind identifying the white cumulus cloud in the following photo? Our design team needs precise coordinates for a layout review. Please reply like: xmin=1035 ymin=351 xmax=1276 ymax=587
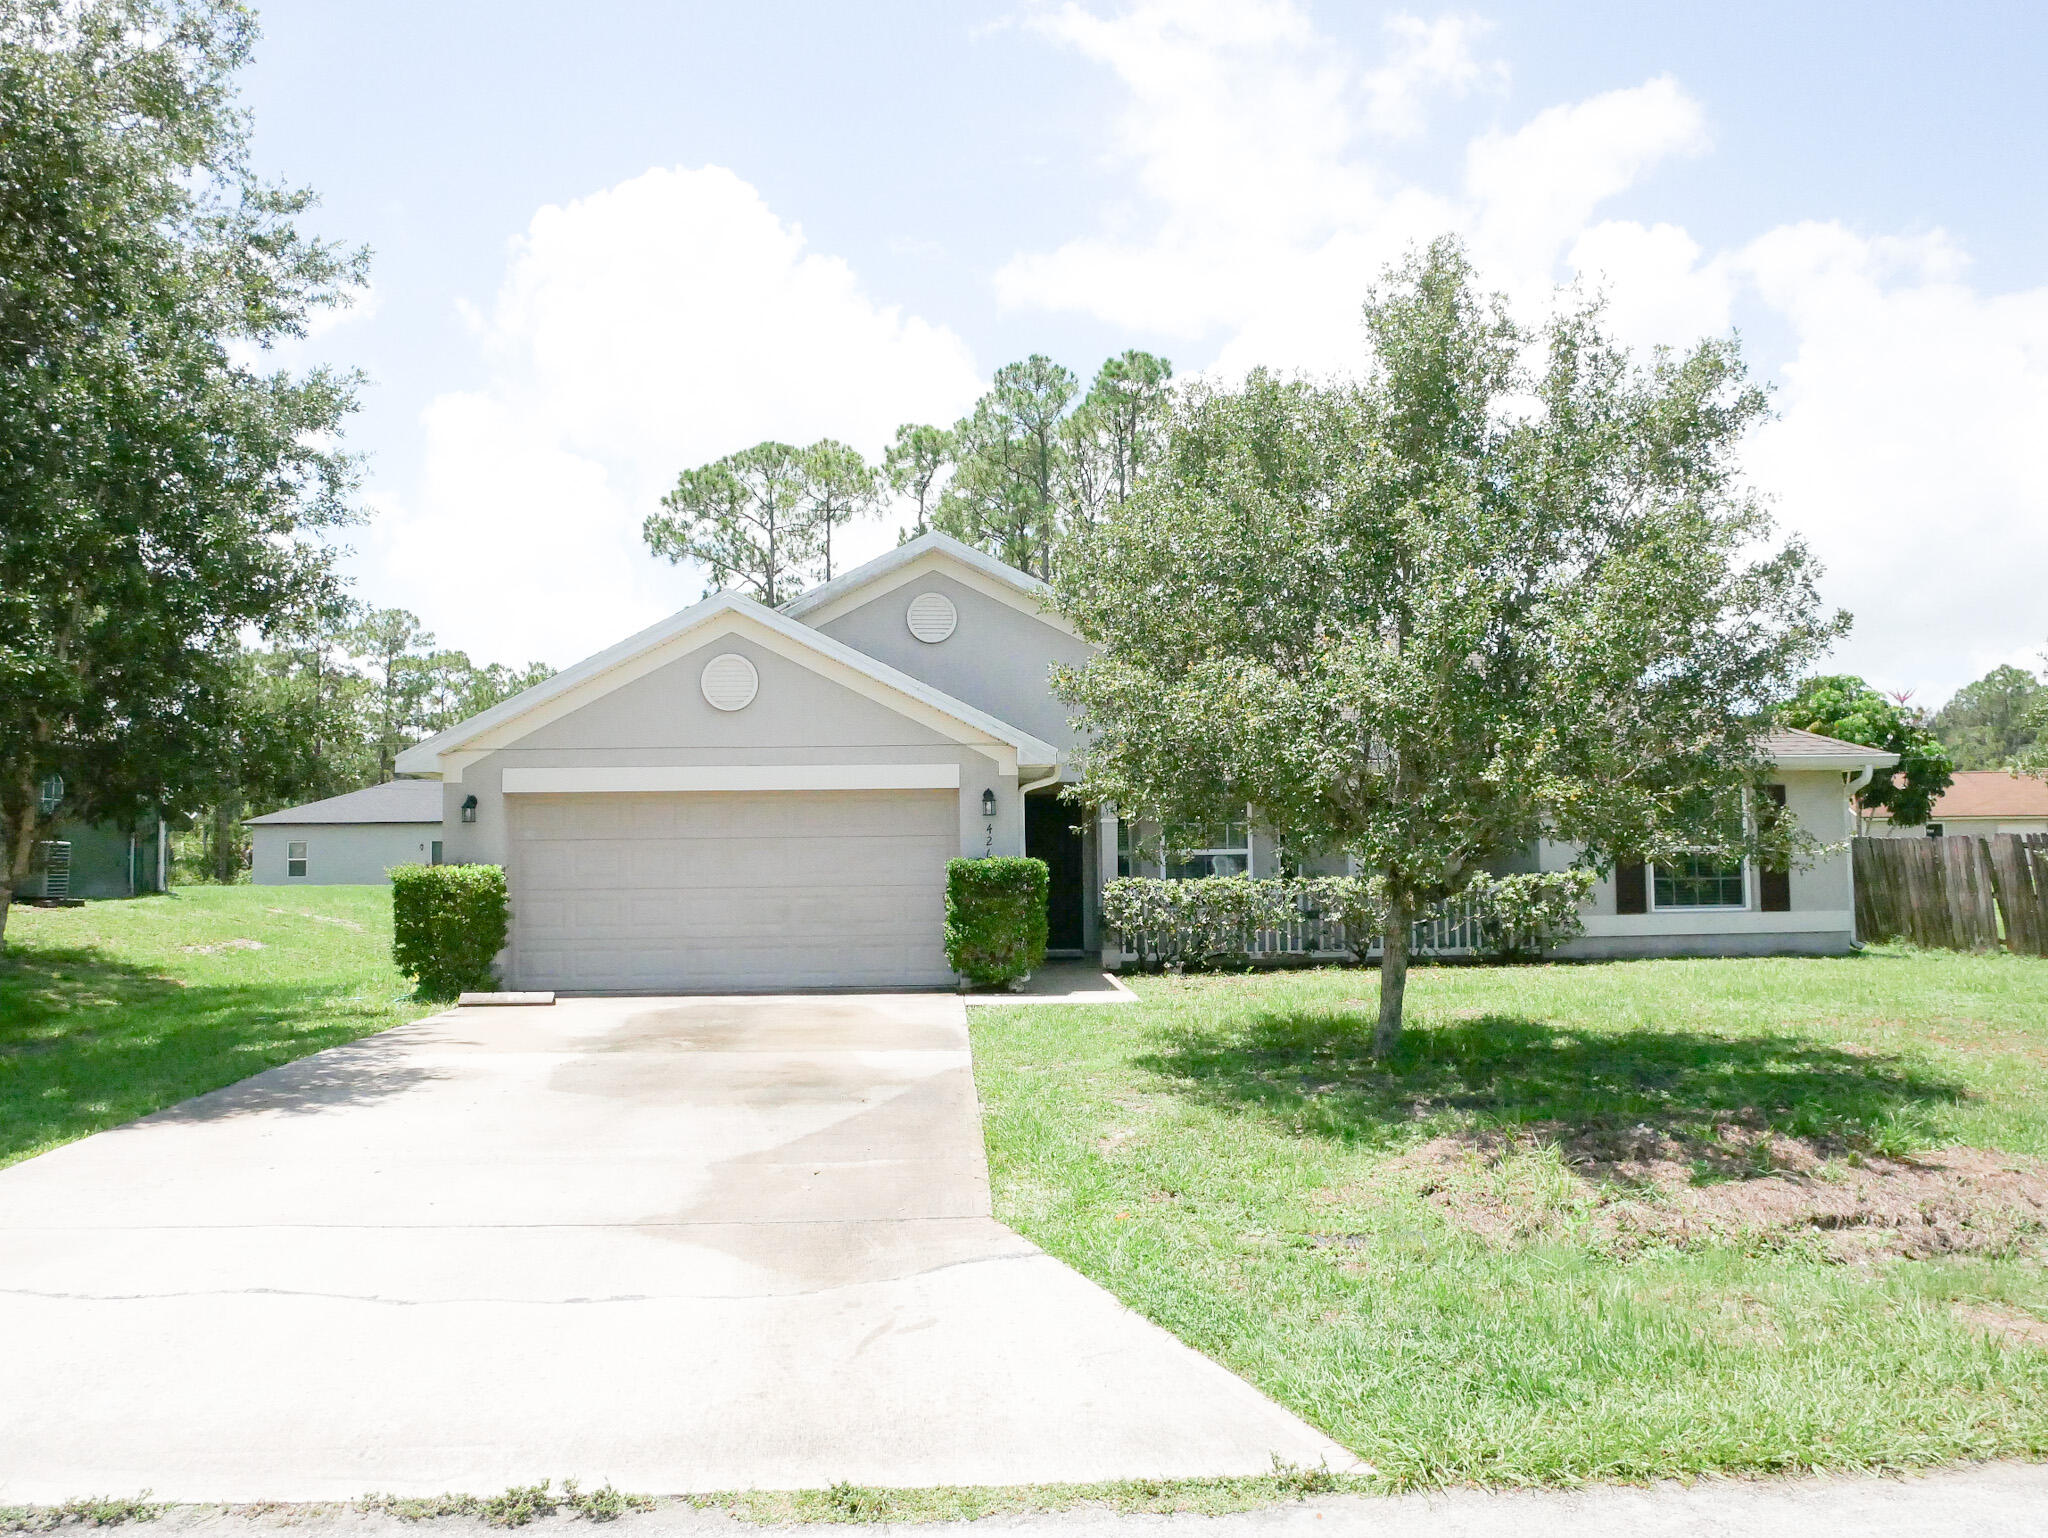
xmin=1002 ymin=0 xmax=2048 ymax=699
xmin=359 ymin=166 xmax=984 ymax=668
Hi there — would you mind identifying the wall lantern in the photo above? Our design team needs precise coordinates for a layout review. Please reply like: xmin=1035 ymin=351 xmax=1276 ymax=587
xmin=460 ymin=794 xmax=478 ymax=824
xmin=980 ymin=788 xmax=997 ymax=819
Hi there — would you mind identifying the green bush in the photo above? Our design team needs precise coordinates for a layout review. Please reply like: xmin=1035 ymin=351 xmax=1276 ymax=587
xmin=1103 ymin=869 xmax=1595 ymax=969
xmin=945 ymin=857 xmax=1048 ymax=988
xmin=390 ymin=864 xmax=509 ymax=998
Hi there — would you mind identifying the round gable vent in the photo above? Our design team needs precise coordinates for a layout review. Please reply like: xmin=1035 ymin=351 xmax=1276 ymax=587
xmin=906 ymin=590 xmax=958 ymax=643
xmin=700 ymin=651 xmax=759 ymax=711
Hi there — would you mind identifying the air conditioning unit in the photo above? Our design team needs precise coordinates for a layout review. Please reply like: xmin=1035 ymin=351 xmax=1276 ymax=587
xmin=33 ymin=840 xmax=72 ymax=901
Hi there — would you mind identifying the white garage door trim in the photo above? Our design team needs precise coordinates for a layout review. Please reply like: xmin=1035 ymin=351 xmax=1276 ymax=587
xmin=503 ymin=763 xmax=962 ymax=794
xmin=510 ymin=789 xmax=957 ymax=993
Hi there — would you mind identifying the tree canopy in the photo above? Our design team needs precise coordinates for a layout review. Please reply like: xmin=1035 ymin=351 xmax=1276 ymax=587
xmin=0 ymin=0 xmax=368 ymax=941
xmin=903 ymin=350 xmax=1173 ymax=578
xmin=1779 ymin=675 xmax=1954 ymax=826
xmin=645 ymin=437 xmax=888 ymax=604
xmin=1053 ymin=238 xmax=1842 ymax=1053
xmin=1932 ymin=663 xmax=2043 ymax=771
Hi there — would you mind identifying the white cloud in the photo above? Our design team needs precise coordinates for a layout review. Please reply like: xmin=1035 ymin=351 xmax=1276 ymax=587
xmin=1363 ymin=14 xmax=1505 ymax=139
xmin=998 ymin=3 xmax=1691 ymax=375
xmin=1003 ymin=1 xmax=2048 ymax=699
xmin=1465 ymin=77 xmax=1709 ymax=285
xmin=359 ymin=166 xmax=984 ymax=668
xmin=1736 ymin=223 xmax=2048 ymax=698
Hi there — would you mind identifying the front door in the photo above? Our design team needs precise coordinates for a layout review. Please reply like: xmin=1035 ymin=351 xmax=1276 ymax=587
xmin=1025 ymin=791 xmax=1086 ymax=952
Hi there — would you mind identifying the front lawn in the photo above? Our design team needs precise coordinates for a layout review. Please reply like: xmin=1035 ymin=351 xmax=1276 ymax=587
xmin=0 ymin=886 xmax=432 ymax=1168
xmin=971 ymin=950 xmax=2048 ymax=1488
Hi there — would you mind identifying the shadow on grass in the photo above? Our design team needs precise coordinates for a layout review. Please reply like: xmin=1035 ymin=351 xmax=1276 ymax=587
xmin=1138 ymin=1009 xmax=1969 ymax=1157
xmin=1 ymin=945 xmax=431 ymax=1166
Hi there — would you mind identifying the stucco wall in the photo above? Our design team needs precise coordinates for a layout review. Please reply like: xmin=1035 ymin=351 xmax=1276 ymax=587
xmin=1547 ymin=769 xmax=1857 ymax=956
xmin=438 ymin=630 xmax=1027 ymax=873
xmin=814 ymin=571 xmax=1096 ymax=763
xmin=251 ymin=823 xmax=438 ymax=885
xmin=32 ymin=819 xmax=163 ymax=899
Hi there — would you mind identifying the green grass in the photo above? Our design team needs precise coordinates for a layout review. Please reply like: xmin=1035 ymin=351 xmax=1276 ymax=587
xmin=970 ymin=949 xmax=2048 ymax=1489
xmin=0 ymin=886 xmax=434 ymax=1168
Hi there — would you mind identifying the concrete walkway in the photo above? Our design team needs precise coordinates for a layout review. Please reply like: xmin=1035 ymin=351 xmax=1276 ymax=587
xmin=0 ymin=994 xmax=1346 ymax=1502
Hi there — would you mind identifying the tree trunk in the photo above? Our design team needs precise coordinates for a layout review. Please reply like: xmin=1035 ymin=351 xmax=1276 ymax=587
xmin=212 ymin=800 xmax=238 ymax=884
xmin=2 ymin=798 xmax=41 ymax=952
xmin=1374 ymin=891 xmax=1412 ymax=1058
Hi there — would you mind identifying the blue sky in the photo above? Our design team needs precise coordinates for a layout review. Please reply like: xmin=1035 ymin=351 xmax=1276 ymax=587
xmin=243 ymin=1 xmax=2048 ymax=703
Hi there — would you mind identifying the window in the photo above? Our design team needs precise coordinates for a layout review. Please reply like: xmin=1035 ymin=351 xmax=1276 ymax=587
xmin=1651 ymin=854 xmax=1745 ymax=910
xmin=1118 ymin=814 xmax=1252 ymax=879
xmin=286 ymin=840 xmax=308 ymax=878
xmin=1924 ymin=823 xmax=1944 ymax=839
xmin=37 ymin=774 xmax=63 ymax=816
xmin=431 ymin=840 xmax=444 ymax=866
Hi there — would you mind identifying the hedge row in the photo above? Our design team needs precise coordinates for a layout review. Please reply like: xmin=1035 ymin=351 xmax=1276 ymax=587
xmin=1102 ymin=869 xmax=1594 ymax=969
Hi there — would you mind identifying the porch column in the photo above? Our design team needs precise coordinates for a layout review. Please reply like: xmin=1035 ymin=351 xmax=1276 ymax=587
xmin=1097 ymin=803 xmax=1121 ymax=968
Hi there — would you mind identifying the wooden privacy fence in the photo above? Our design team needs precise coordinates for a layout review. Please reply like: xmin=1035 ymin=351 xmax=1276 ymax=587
xmin=1853 ymin=835 xmax=2048 ymax=956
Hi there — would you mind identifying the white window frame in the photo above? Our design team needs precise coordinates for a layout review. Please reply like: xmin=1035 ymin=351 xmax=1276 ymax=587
xmin=1119 ymin=810 xmax=1254 ymax=880
xmin=1648 ymin=853 xmax=1750 ymax=913
xmin=286 ymin=840 xmax=308 ymax=879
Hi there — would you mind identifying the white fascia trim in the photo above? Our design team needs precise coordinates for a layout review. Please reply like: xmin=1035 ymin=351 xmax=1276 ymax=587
xmin=395 ymin=592 xmax=1058 ymax=776
xmin=502 ymin=763 xmax=963 ymax=794
xmin=1770 ymin=754 xmax=1901 ymax=772
xmin=781 ymin=532 xmax=1083 ymax=639
xmin=1580 ymin=910 xmax=1854 ymax=936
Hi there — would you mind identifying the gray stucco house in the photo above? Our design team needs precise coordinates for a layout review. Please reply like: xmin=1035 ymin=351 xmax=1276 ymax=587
xmin=247 ymin=779 xmax=445 ymax=885
xmin=372 ymin=532 xmax=1895 ymax=990
xmin=22 ymin=817 xmax=168 ymax=901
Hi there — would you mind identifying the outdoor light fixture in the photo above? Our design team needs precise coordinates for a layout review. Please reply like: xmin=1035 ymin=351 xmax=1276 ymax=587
xmin=981 ymin=788 xmax=997 ymax=819
xmin=460 ymin=794 xmax=478 ymax=824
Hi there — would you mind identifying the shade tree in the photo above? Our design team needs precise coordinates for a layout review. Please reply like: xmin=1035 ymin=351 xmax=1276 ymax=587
xmin=1778 ymin=675 xmax=1954 ymax=827
xmin=1932 ymin=663 xmax=2043 ymax=772
xmin=1053 ymin=238 xmax=1843 ymax=1055
xmin=0 ymin=0 xmax=368 ymax=942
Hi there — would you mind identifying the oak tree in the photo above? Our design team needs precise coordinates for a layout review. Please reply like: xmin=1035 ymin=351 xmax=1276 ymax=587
xmin=0 ymin=0 xmax=368 ymax=942
xmin=1054 ymin=239 xmax=1842 ymax=1053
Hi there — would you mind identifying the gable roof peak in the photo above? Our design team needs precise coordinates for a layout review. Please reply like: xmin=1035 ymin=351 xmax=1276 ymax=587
xmin=392 ymin=583 xmax=1056 ymax=778
xmin=780 ymin=530 xmax=1050 ymax=620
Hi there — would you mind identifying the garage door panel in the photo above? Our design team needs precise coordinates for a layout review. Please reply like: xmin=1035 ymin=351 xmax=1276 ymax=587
xmin=509 ymin=790 xmax=957 ymax=991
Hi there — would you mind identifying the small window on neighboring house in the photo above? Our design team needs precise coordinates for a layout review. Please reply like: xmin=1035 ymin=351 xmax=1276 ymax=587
xmin=1925 ymin=823 xmax=1944 ymax=839
xmin=286 ymin=840 xmax=308 ymax=878
xmin=431 ymin=840 xmax=444 ymax=866
xmin=38 ymin=774 xmax=63 ymax=816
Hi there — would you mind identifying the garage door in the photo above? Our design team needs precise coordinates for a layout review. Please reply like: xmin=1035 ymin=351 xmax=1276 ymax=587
xmin=509 ymin=790 xmax=957 ymax=991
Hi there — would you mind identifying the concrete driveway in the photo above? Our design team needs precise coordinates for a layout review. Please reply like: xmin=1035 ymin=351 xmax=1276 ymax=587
xmin=0 ymin=994 xmax=1348 ymax=1501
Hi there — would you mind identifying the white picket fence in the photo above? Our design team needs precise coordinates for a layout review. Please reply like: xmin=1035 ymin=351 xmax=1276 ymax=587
xmin=1112 ymin=890 xmax=1489 ymax=969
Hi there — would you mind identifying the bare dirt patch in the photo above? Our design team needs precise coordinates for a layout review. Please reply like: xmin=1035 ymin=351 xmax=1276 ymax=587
xmin=1954 ymin=1302 xmax=2048 ymax=1348
xmin=182 ymin=937 xmax=266 ymax=955
xmin=1367 ymin=1123 xmax=2048 ymax=1262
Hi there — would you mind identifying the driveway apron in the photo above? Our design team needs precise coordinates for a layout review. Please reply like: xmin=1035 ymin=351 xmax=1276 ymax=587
xmin=0 ymin=994 xmax=1349 ymax=1500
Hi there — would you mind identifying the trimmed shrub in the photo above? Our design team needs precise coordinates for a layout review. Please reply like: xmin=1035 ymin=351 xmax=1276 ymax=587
xmin=945 ymin=857 xmax=1048 ymax=988
xmin=1103 ymin=868 xmax=1594 ymax=969
xmin=1466 ymin=869 xmax=1596 ymax=959
xmin=391 ymin=863 xmax=510 ymax=998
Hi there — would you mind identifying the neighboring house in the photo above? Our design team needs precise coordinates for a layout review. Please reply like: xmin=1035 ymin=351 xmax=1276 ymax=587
xmin=22 ymin=818 xmax=169 ymax=900
xmin=1864 ymin=770 xmax=2048 ymax=840
xmin=373 ymin=533 xmax=1901 ymax=990
xmin=246 ymin=779 xmax=446 ymax=885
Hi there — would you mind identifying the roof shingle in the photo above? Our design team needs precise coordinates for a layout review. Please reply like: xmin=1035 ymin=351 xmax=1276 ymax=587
xmin=245 ymin=779 xmax=442 ymax=826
